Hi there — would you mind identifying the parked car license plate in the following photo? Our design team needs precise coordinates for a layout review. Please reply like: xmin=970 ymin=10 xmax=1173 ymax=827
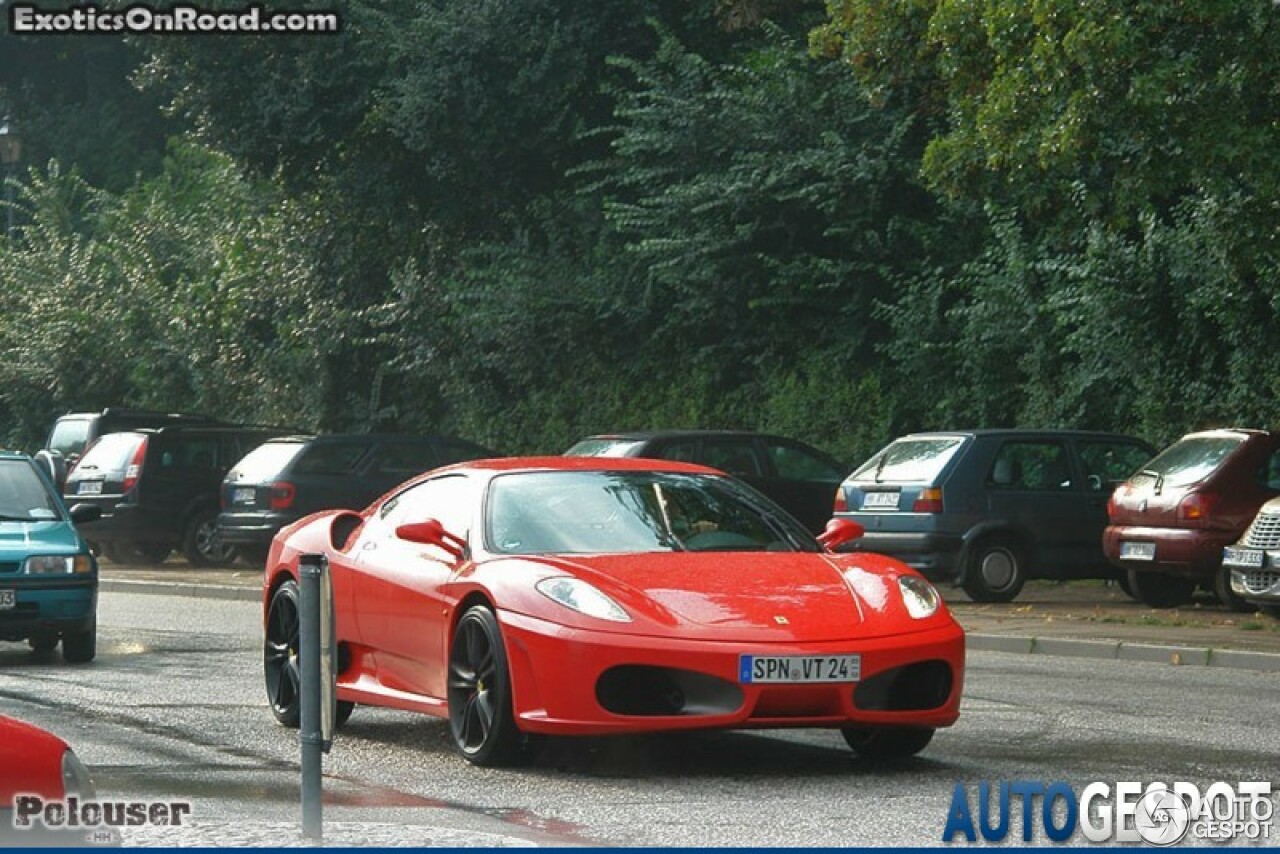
xmin=1120 ymin=541 xmax=1156 ymax=561
xmin=739 ymin=654 xmax=861 ymax=684
xmin=77 ymin=480 xmax=103 ymax=496
xmin=1222 ymin=546 xmax=1265 ymax=568
xmin=233 ymin=487 xmax=256 ymax=505
xmin=0 ymin=590 xmax=14 ymax=610
xmin=861 ymin=492 xmax=899 ymax=510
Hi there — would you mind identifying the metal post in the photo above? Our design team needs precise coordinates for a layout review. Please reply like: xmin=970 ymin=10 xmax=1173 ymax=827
xmin=298 ymin=555 xmax=324 ymax=840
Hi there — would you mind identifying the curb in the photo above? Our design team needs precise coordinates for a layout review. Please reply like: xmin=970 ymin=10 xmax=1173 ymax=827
xmin=968 ymin=633 xmax=1280 ymax=673
xmin=101 ymin=578 xmax=260 ymax=603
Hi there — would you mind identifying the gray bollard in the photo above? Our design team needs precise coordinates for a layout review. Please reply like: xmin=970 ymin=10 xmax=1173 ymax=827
xmin=298 ymin=554 xmax=324 ymax=840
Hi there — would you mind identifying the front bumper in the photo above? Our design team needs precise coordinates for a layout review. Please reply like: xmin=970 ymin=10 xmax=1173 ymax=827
xmin=498 ymin=611 xmax=965 ymax=736
xmin=0 ymin=580 xmax=96 ymax=641
xmin=1225 ymin=548 xmax=1280 ymax=604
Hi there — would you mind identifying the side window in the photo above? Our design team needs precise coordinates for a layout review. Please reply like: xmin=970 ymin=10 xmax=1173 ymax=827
xmin=160 ymin=438 xmax=218 ymax=471
xmin=767 ymin=442 xmax=842 ymax=482
xmin=379 ymin=475 xmax=475 ymax=539
xmin=293 ymin=442 xmax=372 ymax=476
xmin=698 ymin=439 xmax=765 ymax=478
xmin=658 ymin=440 xmax=700 ymax=463
xmin=1078 ymin=441 xmax=1153 ymax=491
xmin=988 ymin=442 xmax=1074 ymax=490
xmin=372 ymin=442 xmax=439 ymax=477
xmin=1255 ymin=449 xmax=1280 ymax=491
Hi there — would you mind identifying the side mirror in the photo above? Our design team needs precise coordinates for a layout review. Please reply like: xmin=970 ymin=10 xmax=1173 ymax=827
xmin=396 ymin=519 xmax=467 ymax=560
xmin=67 ymin=503 xmax=102 ymax=525
xmin=817 ymin=517 xmax=863 ymax=552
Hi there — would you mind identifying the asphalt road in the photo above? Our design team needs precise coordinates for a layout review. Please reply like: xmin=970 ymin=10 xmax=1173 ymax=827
xmin=0 ymin=591 xmax=1277 ymax=847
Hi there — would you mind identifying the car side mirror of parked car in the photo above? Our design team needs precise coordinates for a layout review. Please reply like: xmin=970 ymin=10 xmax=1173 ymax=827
xmin=67 ymin=503 xmax=102 ymax=525
xmin=817 ymin=518 xmax=863 ymax=551
xmin=396 ymin=519 xmax=467 ymax=561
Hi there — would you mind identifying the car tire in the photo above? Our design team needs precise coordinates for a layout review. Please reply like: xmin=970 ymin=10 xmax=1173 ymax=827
xmin=447 ymin=605 xmax=526 ymax=767
xmin=62 ymin=621 xmax=96 ymax=663
xmin=841 ymin=726 xmax=935 ymax=759
xmin=1260 ymin=605 xmax=1280 ymax=620
xmin=1127 ymin=569 xmax=1195 ymax=608
xmin=28 ymin=632 xmax=58 ymax=654
xmin=961 ymin=540 xmax=1026 ymax=603
xmin=183 ymin=511 xmax=237 ymax=567
xmin=1212 ymin=565 xmax=1256 ymax=613
xmin=264 ymin=580 xmax=354 ymax=728
xmin=1115 ymin=571 xmax=1136 ymax=599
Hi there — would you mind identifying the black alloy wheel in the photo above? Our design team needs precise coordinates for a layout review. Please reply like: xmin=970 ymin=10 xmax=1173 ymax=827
xmin=447 ymin=605 xmax=525 ymax=766
xmin=842 ymin=725 xmax=935 ymax=759
xmin=264 ymin=580 xmax=353 ymax=728
xmin=962 ymin=539 xmax=1026 ymax=603
xmin=184 ymin=511 xmax=237 ymax=567
xmin=1127 ymin=569 xmax=1196 ymax=609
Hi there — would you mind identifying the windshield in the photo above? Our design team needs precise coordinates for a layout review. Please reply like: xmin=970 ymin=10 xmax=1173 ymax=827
xmin=229 ymin=441 xmax=306 ymax=482
xmin=0 ymin=459 xmax=62 ymax=521
xmin=1136 ymin=435 xmax=1244 ymax=489
xmin=564 ymin=439 xmax=648 ymax=458
xmin=75 ymin=432 xmax=145 ymax=473
xmin=486 ymin=471 xmax=817 ymax=555
xmin=851 ymin=437 xmax=965 ymax=484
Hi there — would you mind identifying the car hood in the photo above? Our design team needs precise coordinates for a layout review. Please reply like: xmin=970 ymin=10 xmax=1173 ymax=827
xmin=0 ymin=520 xmax=81 ymax=559
xmin=519 ymin=551 xmax=915 ymax=643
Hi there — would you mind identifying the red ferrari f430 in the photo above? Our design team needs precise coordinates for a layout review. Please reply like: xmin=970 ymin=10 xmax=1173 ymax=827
xmin=262 ymin=457 xmax=964 ymax=766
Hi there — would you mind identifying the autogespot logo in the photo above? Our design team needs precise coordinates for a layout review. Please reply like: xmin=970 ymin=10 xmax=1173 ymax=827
xmin=942 ymin=781 xmax=1274 ymax=845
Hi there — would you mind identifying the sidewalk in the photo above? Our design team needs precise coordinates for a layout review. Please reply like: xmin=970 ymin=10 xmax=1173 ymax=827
xmin=97 ymin=565 xmax=1280 ymax=670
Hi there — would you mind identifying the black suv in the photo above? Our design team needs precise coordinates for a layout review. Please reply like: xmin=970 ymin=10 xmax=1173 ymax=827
xmin=38 ymin=408 xmax=221 ymax=488
xmin=217 ymin=433 xmax=495 ymax=562
xmin=565 ymin=430 xmax=846 ymax=534
xmin=833 ymin=429 xmax=1155 ymax=602
xmin=63 ymin=425 xmax=291 ymax=566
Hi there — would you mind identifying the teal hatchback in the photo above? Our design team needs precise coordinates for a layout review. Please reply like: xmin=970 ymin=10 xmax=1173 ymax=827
xmin=0 ymin=452 xmax=102 ymax=662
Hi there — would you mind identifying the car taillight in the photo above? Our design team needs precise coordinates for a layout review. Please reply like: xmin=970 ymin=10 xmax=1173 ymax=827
xmin=1177 ymin=492 xmax=1219 ymax=526
xmin=913 ymin=487 xmax=943 ymax=513
xmin=269 ymin=481 xmax=296 ymax=511
xmin=833 ymin=490 xmax=848 ymax=514
xmin=121 ymin=438 xmax=148 ymax=494
xmin=1106 ymin=495 xmax=1117 ymax=517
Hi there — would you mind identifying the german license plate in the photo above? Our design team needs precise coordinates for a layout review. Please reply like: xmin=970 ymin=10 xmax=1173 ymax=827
xmin=739 ymin=654 xmax=861 ymax=684
xmin=77 ymin=480 xmax=103 ymax=496
xmin=1223 ymin=546 xmax=1264 ymax=568
xmin=0 ymin=590 xmax=14 ymax=610
xmin=861 ymin=492 xmax=899 ymax=510
xmin=1119 ymin=541 xmax=1155 ymax=561
xmin=233 ymin=487 xmax=256 ymax=505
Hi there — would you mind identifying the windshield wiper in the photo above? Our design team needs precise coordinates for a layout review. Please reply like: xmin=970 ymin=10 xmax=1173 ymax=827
xmin=1139 ymin=469 xmax=1164 ymax=496
xmin=873 ymin=453 xmax=889 ymax=484
xmin=0 ymin=514 xmax=35 ymax=522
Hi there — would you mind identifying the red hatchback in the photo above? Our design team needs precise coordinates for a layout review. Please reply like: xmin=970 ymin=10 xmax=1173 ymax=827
xmin=1104 ymin=429 xmax=1280 ymax=608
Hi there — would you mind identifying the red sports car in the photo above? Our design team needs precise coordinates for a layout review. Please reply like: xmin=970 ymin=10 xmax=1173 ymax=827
xmin=262 ymin=457 xmax=964 ymax=766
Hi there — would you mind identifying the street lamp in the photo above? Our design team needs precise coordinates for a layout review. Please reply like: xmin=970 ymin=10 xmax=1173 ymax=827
xmin=0 ymin=118 xmax=22 ymax=241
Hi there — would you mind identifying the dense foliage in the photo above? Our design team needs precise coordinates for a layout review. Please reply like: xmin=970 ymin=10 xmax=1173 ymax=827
xmin=0 ymin=0 xmax=1275 ymax=465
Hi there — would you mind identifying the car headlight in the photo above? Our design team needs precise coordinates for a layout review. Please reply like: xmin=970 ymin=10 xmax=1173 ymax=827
xmin=898 ymin=575 xmax=941 ymax=619
xmin=535 ymin=577 xmax=631 ymax=622
xmin=61 ymin=748 xmax=96 ymax=798
xmin=24 ymin=555 xmax=93 ymax=575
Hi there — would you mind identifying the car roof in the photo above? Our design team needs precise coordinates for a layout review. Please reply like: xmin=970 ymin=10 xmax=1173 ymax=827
xmin=444 ymin=455 xmax=721 ymax=476
xmin=579 ymin=429 xmax=797 ymax=443
xmin=896 ymin=428 xmax=1151 ymax=442
xmin=260 ymin=433 xmax=469 ymax=445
